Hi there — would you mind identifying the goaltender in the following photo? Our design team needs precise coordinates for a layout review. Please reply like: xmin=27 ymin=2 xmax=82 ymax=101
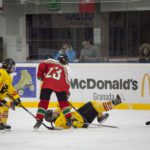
xmin=44 ymin=95 xmax=122 ymax=129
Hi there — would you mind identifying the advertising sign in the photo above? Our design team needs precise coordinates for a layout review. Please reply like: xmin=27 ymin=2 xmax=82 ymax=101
xmin=12 ymin=66 xmax=36 ymax=98
xmin=141 ymin=73 xmax=150 ymax=97
xmin=14 ymin=63 xmax=150 ymax=107
xmin=69 ymin=64 xmax=150 ymax=104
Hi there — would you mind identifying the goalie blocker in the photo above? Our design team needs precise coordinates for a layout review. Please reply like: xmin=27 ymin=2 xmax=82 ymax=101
xmin=44 ymin=94 xmax=122 ymax=129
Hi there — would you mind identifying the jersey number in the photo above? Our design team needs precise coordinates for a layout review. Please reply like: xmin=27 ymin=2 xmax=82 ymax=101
xmin=45 ymin=67 xmax=62 ymax=80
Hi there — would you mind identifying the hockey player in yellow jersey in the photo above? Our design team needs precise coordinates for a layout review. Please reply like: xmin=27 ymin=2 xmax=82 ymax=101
xmin=0 ymin=58 xmax=21 ymax=130
xmin=44 ymin=95 xmax=122 ymax=129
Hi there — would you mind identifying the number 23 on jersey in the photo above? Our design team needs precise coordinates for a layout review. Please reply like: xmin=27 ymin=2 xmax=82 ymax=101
xmin=45 ymin=67 xmax=62 ymax=80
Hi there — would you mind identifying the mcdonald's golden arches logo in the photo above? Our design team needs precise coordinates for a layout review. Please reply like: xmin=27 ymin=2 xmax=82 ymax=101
xmin=141 ymin=73 xmax=150 ymax=97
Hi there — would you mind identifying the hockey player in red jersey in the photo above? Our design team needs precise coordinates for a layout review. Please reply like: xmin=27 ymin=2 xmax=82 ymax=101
xmin=34 ymin=54 xmax=72 ymax=130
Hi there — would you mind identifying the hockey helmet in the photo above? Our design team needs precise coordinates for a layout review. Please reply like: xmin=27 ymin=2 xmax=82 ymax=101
xmin=2 ymin=58 xmax=16 ymax=73
xmin=58 ymin=54 xmax=69 ymax=65
xmin=45 ymin=109 xmax=59 ymax=122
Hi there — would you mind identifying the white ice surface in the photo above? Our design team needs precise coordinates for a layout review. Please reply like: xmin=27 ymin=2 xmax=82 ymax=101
xmin=0 ymin=108 xmax=150 ymax=150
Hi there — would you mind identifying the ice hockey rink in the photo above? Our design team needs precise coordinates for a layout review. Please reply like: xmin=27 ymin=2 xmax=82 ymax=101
xmin=0 ymin=108 xmax=150 ymax=150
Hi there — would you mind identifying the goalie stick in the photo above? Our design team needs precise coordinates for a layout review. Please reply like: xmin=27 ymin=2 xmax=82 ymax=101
xmin=68 ymin=101 xmax=118 ymax=129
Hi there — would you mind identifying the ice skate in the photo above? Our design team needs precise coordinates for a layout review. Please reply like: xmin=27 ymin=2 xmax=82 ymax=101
xmin=0 ymin=123 xmax=11 ymax=131
xmin=112 ymin=94 xmax=122 ymax=106
xmin=0 ymin=123 xmax=4 ymax=130
xmin=33 ymin=119 xmax=43 ymax=131
xmin=97 ymin=113 xmax=109 ymax=124
xmin=14 ymin=70 xmax=35 ymax=95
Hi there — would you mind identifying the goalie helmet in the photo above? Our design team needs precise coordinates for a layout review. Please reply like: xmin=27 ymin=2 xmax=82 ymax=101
xmin=45 ymin=109 xmax=59 ymax=122
xmin=2 ymin=58 xmax=16 ymax=73
xmin=58 ymin=54 xmax=69 ymax=65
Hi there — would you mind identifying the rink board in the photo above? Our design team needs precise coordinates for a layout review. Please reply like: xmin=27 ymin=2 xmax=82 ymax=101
xmin=18 ymin=101 xmax=150 ymax=110
xmin=14 ymin=63 xmax=150 ymax=110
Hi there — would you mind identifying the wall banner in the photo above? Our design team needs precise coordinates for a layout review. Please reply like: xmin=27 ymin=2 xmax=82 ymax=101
xmin=12 ymin=66 xmax=37 ymax=98
xmin=70 ymin=64 xmax=150 ymax=104
xmin=14 ymin=63 xmax=150 ymax=107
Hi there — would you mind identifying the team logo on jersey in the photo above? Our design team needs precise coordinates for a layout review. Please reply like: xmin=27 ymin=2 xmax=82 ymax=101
xmin=141 ymin=73 xmax=150 ymax=97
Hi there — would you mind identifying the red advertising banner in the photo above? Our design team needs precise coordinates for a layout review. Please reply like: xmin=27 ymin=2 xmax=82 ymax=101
xmin=79 ymin=0 xmax=96 ymax=13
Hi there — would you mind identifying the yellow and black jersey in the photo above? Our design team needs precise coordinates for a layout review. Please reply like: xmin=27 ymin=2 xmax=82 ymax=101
xmin=53 ymin=100 xmax=117 ymax=129
xmin=54 ymin=110 xmax=84 ymax=129
xmin=0 ymin=68 xmax=20 ymax=101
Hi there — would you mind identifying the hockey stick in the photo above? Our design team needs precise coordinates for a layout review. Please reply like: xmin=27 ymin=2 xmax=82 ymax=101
xmin=20 ymin=104 xmax=56 ymax=130
xmin=13 ymin=84 xmax=63 ymax=130
xmin=0 ymin=84 xmax=32 ymax=111
xmin=6 ymin=94 xmax=58 ymax=130
xmin=19 ymin=104 xmax=62 ymax=130
xmin=68 ymin=101 xmax=118 ymax=128
xmin=76 ymin=121 xmax=118 ymax=128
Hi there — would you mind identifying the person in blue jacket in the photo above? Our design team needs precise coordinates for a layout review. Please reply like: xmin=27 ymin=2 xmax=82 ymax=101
xmin=55 ymin=42 xmax=76 ymax=63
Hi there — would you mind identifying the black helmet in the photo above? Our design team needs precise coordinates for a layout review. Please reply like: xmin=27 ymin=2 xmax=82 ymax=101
xmin=2 ymin=58 xmax=16 ymax=73
xmin=58 ymin=54 xmax=69 ymax=65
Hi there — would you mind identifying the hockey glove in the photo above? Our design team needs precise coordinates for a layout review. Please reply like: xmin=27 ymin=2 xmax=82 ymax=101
xmin=9 ymin=101 xmax=16 ymax=110
xmin=0 ymin=100 xmax=7 ymax=107
xmin=66 ymin=118 xmax=73 ymax=128
xmin=38 ymin=77 xmax=43 ymax=81
xmin=0 ymin=84 xmax=8 ymax=94
xmin=13 ymin=98 xmax=21 ymax=106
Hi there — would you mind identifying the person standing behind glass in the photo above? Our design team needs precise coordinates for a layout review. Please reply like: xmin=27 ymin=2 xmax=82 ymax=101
xmin=139 ymin=43 xmax=150 ymax=63
xmin=55 ymin=42 xmax=76 ymax=63
xmin=79 ymin=39 xmax=100 ymax=62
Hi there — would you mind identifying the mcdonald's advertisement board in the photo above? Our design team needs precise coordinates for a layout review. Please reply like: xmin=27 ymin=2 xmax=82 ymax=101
xmin=14 ymin=63 xmax=150 ymax=109
xmin=70 ymin=64 xmax=150 ymax=104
